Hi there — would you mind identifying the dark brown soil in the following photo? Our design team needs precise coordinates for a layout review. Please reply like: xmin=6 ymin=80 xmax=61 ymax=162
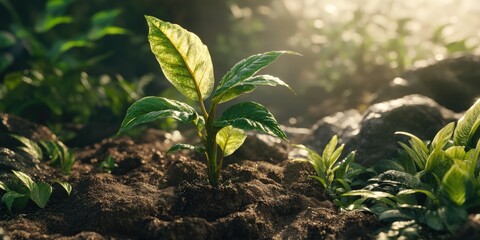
xmin=0 ymin=130 xmax=380 ymax=239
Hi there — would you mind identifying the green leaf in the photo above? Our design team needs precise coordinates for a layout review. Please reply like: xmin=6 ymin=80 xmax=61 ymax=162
xmin=30 ymin=182 xmax=52 ymax=208
xmin=397 ymin=189 xmax=438 ymax=205
xmin=213 ymin=74 xmax=293 ymax=103
xmin=215 ymin=101 xmax=287 ymax=140
xmin=53 ymin=180 xmax=72 ymax=195
xmin=166 ymin=143 xmax=205 ymax=154
xmin=343 ymin=190 xmax=395 ymax=199
xmin=1 ymin=191 xmax=27 ymax=212
xmin=0 ymin=181 xmax=9 ymax=191
xmin=378 ymin=209 xmax=415 ymax=222
xmin=146 ymin=16 xmax=214 ymax=101
xmin=424 ymin=148 xmax=452 ymax=180
xmin=396 ymin=132 xmax=429 ymax=169
xmin=216 ymin=126 xmax=247 ymax=157
xmin=442 ymin=164 xmax=469 ymax=206
xmin=88 ymin=26 xmax=126 ymax=40
xmin=454 ymin=99 xmax=480 ymax=146
xmin=396 ymin=131 xmax=429 ymax=154
xmin=334 ymin=151 xmax=355 ymax=179
xmin=12 ymin=170 xmax=35 ymax=191
xmin=430 ymin=122 xmax=455 ymax=150
xmin=35 ymin=16 xmax=73 ymax=33
xmin=11 ymin=135 xmax=43 ymax=160
xmin=293 ymin=144 xmax=325 ymax=177
xmin=0 ymin=31 xmax=16 ymax=49
xmin=118 ymin=96 xmax=201 ymax=134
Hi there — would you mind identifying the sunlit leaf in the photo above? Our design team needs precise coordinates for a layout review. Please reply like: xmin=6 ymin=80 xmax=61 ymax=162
xmin=215 ymin=101 xmax=287 ymax=140
xmin=53 ymin=180 xmax=72 ymax=195
xmin=11 ymin=135 xmax=43 ymax=160
xmin=442 ymin=165 xmax=469 ymax=206
xmin=12 ymin=170 xmax=36 ymax=191
xmin=118 ymin=96 xmax=201 ymax=134
xmin=216 ymin=126 xmax=247 ymax=157
xmin=88 ymin=26 xmax=126 ymax=40
xmin=0 ymin=181 xmax=9 ymax=191
xmin=293 ymin=144 xmax=325 ymax=177
xmin=424 ymin=148 xmax=452 ymax=180
xmin=343 ymin=189 xmax=395 ymax=199
xmin=146 ymin=16 xmax=214 ymax=101
xmin=430 ymin=122 xmax=455 ymax=150
xmin=167 ymin=143 xmax=205 ymax=154
xmin=454 ymin=99 xmax=480 ymax=146
xmin=213 ymin=74 xmax=293 ymax=103
xmin=30 ymin=182 xmax=52 ymax=208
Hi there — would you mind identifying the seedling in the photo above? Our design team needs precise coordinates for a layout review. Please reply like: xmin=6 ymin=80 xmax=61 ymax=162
xmin=99 ymin=155 xmax=117 ymax=173
xmin=118 ymin=16 xmax=296 ymax=186
xmin=11 ymin=135 xmax=76 ymax=175
xmin=293 ymin=135 xmax=359 ymax=202
xmin=0 ymin=170 xmax=71 ymax=212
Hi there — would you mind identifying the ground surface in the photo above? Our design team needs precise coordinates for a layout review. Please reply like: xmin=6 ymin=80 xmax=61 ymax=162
xmin=0 ymin=130 xmax=380 ymax=239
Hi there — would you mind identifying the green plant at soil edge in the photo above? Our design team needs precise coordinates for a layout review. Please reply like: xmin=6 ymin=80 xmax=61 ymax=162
xmin=343 ymin=98 xmax=480 ymax=238
xmin=0 ymin=170 xmax=71 ymax=212
xmin=293 ymin=135 xmax=362 ymax=204
xmin=11 ymin=135 xmax=76 ymax=175
xmin=118 ymin=16 xmax=297 ymax=186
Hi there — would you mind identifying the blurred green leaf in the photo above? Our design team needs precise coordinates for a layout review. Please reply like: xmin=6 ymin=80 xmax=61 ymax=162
xmin=0 ymin=31 xmax=16 ymax=48
xmin=35 ymin=16 xmax=73 ymax=33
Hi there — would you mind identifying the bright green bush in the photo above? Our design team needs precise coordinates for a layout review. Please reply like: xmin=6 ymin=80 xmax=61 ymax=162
xmin=344 ymin=99 xmax=480 ymax=238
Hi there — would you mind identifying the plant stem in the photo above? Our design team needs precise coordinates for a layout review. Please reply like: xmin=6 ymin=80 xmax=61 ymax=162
xmin=205 ymin=103 xmax=219 ymax=186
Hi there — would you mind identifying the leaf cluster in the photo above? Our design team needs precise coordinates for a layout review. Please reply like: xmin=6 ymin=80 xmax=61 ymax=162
xmin=0 ymin=0 xmax=144 ymax=140
xmin=0 ymin=170 xmax=71 ymax=212
xmin=11 ymin=135 xmax=76 ymax=175
xmin=118 ymin=16 xmax=297 ymax=186
xmin=344 ymin=99 xmax=480 ymax=237
xmin=293 ymin=135 xmax=365 ymax=204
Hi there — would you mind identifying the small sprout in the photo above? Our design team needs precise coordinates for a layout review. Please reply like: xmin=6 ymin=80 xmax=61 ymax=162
xmin=99 ymin=155 xmax=118 ymax=173
xmin=293 ymin=135 xmax=357 ymax=199
xmin=0 ymin=170 xmax=71 ymax=212
xmin=11 ymin=135 xmax=76 ymax=175
xmin=118 ymin=16 xmax=298 ymax=186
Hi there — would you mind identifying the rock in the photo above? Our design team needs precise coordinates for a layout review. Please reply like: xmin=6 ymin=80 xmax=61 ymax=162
xmin=351 ymin=95 xmax=459 ymax=166
xmin=304 ymin=109 xmax=362 ymax=153
xmin=0 ymin=113 xmax=57 ymax=142
xmin=374 ymin=54 xmax=480 ymax=112
xmin=300 ymin=95 xmax=460 ymax=167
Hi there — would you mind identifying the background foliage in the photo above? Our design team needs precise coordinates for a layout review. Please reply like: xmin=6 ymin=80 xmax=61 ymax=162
xmin=1 ymin=0 xmax=479 ymax=143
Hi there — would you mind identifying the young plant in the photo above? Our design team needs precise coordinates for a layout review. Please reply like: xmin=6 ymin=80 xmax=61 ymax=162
xmin=98 ymin=155 xmax=118 ymax=174
xmin=293 ymin=135 xmax=359 ymax=202
xmin=0 ymin=170 xmax=71 ymax=212
xmin=118 ymin=16 xmax=297 ymax=186
xmin=344 ymin=99 xmax=480 ymax=237
xmin=11 ymin=135 xmax=76 ymax=175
